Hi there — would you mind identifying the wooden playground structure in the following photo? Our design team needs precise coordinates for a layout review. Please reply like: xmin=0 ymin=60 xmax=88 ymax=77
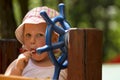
xmin=0 ymin=28 xmax=103 ymax=80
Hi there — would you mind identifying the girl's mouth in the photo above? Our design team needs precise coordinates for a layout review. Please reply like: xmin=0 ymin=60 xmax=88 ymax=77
xmin=19 ymin=48 xmax=37 ymax=54
xmin=30 ymin=49 xmax=36 ymax=54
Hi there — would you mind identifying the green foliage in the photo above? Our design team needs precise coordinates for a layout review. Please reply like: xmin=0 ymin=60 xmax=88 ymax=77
xmin=12 ymin=0 xmax=22 ymax=26
xmin=28 ymin=0 xmax=41 ymax=9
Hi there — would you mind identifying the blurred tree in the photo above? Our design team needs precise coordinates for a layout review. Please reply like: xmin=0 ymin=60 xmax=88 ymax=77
xmin=65 ymin=0 xmax=118 ymax=62
xmin=66 ymin=0 xmax=83 ymax=28
xmin=18 ymin=0 xmax=28 ymax=18
xmin=41 ymin=0 xmax=46 ymax=6
xmin=0 ymin=0 xmax=16 ymax=38
xmin=58 ymin=0 xmax=64 ymax=4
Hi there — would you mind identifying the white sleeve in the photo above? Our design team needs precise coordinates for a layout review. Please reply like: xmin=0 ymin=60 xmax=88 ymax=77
xmin=4 ymin=59 xmax=17 ymax=75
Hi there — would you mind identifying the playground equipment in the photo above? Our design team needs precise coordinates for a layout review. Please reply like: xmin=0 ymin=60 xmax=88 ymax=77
xmin=36 ymin=3 xmax=103 ymax=80
xmin=36 ymin=3 xmax=70 ymax=80
xmin=0 ymin=3 xmax=102 ymax=80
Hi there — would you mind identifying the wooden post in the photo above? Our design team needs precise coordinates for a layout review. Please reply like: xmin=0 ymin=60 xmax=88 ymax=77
xmin=0 ymin=39 xmax=21 ymax=74
xmin=68 ymin=28 xmax=103 ymax=80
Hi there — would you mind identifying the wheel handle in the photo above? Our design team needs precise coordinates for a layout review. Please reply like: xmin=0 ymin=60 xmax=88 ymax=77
xmin=36 ymin=3 xmax=70 ymax=80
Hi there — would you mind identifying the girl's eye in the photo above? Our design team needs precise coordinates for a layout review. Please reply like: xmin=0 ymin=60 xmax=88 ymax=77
xmin=25 ymin=33 xmax=31 ymax=38
xmin=36 ymin=33 xmax=44 ymax=38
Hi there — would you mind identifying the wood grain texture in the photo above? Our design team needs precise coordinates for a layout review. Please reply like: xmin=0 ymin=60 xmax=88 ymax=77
xmin=68 ymin=28 xmax=102 ymax=80
xmin=0 ymin=39 xmax=21 ymax=74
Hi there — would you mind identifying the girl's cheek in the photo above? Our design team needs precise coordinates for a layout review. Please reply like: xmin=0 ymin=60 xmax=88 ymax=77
xmin=36 ymin=43 xmax=45 ymax=47
xmin=37 ymin=39 xmax=45 ymax=44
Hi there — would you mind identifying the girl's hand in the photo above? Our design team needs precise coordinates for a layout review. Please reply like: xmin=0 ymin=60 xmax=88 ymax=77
xmin=16 ymin=51 xmax=32 ymax=71
xmin=9 ymin=51 xmax=32 ymax=75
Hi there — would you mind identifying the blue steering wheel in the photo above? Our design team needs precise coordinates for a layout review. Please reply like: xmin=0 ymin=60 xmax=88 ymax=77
xmin=36 ymin=3 xmax=70 ymax=80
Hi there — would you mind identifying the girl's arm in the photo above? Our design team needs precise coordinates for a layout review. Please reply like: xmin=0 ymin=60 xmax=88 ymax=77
xmin=4 ymin=51 xmax=31 ymax=76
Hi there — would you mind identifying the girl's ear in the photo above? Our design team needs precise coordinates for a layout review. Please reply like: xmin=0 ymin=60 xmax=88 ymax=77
xmin=52 ymin=32 xmax=61 ymax=56
xmin=52 ymin=32 xmax=59 ymax=43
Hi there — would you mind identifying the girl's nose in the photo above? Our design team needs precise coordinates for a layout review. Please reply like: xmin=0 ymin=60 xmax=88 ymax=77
xmin=30 ymin=37 xmax=36 ymax=44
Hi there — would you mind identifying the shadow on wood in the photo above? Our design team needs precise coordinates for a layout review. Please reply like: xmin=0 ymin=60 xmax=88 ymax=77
xmin=0 ymin=39 xmax=21 ymax=74
xmin=68 ymin=28 xmax=103 ymax=80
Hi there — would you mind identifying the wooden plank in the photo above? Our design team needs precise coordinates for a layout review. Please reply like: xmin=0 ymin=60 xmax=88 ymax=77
xmin=0 ymin=39 xmax=21 ymax=74
xmin=0 ymin=43 xmax=2 ymax=73
xmin=68 ymin=28 xmax=85 ymax=80
xmin=0 ymin=74 xmax=39 ymax=80
xmin=68 ymin=28 xmax=102 ymax=80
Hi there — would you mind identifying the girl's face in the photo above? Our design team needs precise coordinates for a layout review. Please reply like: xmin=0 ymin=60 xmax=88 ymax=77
xmin=23 ymin=23 xmax=48 ymax=61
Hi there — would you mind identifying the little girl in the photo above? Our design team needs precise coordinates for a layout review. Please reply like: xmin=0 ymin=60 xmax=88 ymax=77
xmin=4 ymin=6 xmax=67 ymax=80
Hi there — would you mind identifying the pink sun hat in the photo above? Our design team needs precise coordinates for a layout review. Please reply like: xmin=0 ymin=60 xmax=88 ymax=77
xmin=15 ymin=6 xmax=59 ymax=44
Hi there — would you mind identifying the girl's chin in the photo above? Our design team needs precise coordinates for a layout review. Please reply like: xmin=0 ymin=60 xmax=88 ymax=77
xmin=32 ymin=53 xmax=41 ymax=61
xmin=31 ymin=56 xmax=42 ymax=61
